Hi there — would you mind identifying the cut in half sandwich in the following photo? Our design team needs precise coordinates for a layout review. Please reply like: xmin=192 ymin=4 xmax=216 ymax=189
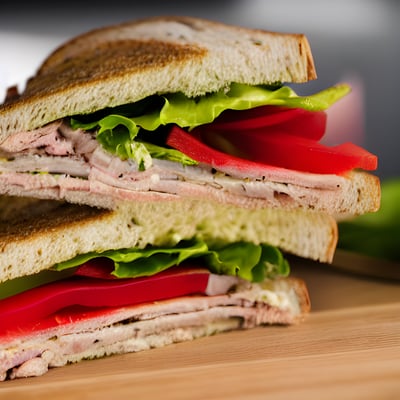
xmin=0 ymin=16 xmax=380 ymax=380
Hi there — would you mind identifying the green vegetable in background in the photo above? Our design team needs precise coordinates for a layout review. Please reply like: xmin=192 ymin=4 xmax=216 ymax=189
xmin=338 ymin=179 xmax=400 ymax=261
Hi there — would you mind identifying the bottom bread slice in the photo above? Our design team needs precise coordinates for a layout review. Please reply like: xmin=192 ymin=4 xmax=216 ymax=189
xmin=0 ymin=277 xmax=310 ymax=380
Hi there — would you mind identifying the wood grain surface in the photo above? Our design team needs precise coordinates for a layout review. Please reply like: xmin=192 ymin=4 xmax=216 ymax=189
xmin=1 ymin=256 xmax=399 ymax=399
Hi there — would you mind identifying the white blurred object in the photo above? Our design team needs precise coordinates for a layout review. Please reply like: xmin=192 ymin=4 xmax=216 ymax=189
xmin=324 ymin=74 xmax=366 ymax=147
xmin=0 ymin=32 xmax=65 ymax=101
xmin=235 ymin=0 xmax=394 ymax=38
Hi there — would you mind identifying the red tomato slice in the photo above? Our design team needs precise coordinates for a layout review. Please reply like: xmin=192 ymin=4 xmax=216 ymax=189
xmin=210 ymin=106 xmax=327 ymax=141
xmin=167 ymin=126 xmax=377 ymax=175
xmin=205 ymin=130 xmax=377 ymax=174
xmin=167 ymin=125 xmax=278 ymax=174
xmin=0 ymin=266 xmax=210 ymax=335
xmin=74 ymin=258 xmax=116 ymax=280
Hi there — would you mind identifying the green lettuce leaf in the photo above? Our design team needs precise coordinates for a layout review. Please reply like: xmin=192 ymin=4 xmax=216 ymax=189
xmin=71 ymin=83 xmax=350 ymax=168
xmin=0 ymin=239 xmax=290 ymax=300
xmin=205 ymin=241 xmax=290 ymax=282
xmin=54 ymin=238 xmax=290 ymax=282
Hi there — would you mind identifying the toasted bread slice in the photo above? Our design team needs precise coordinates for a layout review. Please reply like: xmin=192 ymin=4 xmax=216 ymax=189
xmin=0 ymin=16 xmax=316 ymax=138
xmin=0 ymin=195 xmax=337 ymax=283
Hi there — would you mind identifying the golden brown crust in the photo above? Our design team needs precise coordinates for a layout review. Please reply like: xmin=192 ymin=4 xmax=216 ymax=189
xmin=37 ymin=16 xmax=214 ymax=74
xmin=335 ymin=171 xmax=381 ymax=221
xmin=0 ymin=202 xmax=111 ymax=247
xmin=290 ymin=277 xmax=312 ymax=321
xmin=23 ymin=40 xmax=207 ymax=102
xmin=37 ymin=16 xmax=317 ymax=80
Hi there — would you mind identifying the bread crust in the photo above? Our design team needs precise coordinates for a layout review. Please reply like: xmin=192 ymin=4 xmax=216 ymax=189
xmin=289 ymin=277 xmax=311 ymax=321
xmin=0 ymin=16 xmax=316 ymax=137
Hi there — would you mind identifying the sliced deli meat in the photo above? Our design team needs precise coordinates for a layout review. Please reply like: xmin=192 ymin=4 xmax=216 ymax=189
xmin=0 ymin=120 xmax=379 ymax=216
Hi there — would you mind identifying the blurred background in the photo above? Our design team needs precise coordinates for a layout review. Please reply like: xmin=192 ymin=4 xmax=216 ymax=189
xmin=1 ymin=0 xmax=399 ymax=180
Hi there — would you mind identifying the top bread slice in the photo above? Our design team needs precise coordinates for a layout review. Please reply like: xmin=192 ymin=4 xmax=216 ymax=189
xmin=0 ymin=16 xmax=316 ymax=139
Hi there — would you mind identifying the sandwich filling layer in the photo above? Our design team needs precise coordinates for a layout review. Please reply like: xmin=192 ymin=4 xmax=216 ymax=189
xmin=0 ymin=270 xmax=309 ymax=381
xmin=0 ymin=84 xmax=379 ymax=215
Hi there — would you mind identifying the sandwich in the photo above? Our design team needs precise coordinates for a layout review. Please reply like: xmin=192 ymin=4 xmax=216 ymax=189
xmin=0 ymin=16 xmax=380 ymax=380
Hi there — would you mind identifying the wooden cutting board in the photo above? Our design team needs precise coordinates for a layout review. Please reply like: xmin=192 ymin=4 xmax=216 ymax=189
xmin=1 ymin=255 xmax=400 ymax=399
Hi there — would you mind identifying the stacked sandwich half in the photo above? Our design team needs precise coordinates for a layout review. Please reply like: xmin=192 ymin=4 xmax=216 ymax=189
xmin=0 ymin=16 xmax=380 ymax=380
